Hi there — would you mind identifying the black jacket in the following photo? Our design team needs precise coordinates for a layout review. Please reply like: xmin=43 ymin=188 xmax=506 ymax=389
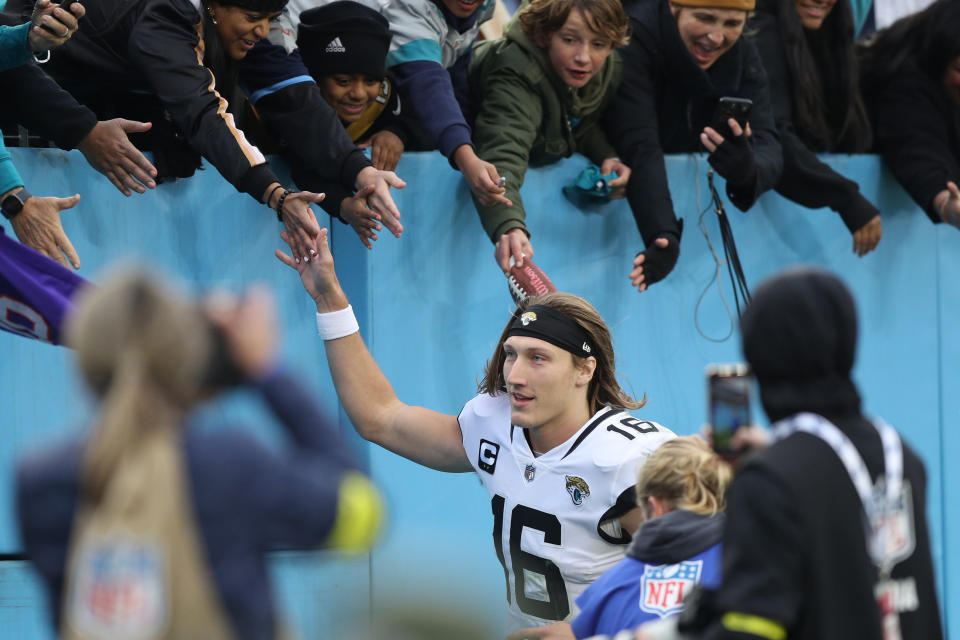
xmin=863 ymin=60 xmax=960 ymax=223
xmin=606 ymin=0 xmax=782 ymax=246
xmin=703 ymin=269 xmax=944 ymax=640
xmin=33 ymin=0 xmax=282 ymax=199
xmin=0 ymin=11 xmax=97 ymax=149
xmin=750 ymin=4 xmax=877 ymax=233
xmin=707 ymin=416 xmax=943 ymax=640
xmin=18 ymin=0 xmax=370 ymax=202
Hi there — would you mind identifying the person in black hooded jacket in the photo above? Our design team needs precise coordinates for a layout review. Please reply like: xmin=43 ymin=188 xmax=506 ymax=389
xmin=604 ymin=0 xmax=782 ymax=293
xmin=694 ymin=267 xmax=944 ymax=640
xmin=750 ymin=0 xmax=882 ymax=257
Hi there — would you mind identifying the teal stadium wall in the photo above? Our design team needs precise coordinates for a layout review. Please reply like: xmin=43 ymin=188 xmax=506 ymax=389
xmin=0 ymin=148 xmax=956 ymax=638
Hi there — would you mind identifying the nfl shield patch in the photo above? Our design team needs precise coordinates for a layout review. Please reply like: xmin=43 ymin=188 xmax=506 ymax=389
xmin=639 ymin=560 xmax=703 ymax=617
xmin=66 ymin=538 xmax=167 ymax=638
xmin=524 ymin=464 xmax=536 ymax=482
xmin=870 ymin=480 xmax=917 ymax=572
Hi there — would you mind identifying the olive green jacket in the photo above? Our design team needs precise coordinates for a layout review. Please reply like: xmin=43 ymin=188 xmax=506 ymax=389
xmin=468 ymin=19 xmax=622 ymax=241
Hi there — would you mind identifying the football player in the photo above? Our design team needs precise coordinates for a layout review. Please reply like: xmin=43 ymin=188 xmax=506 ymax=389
xmin=276 ymin=229 xmax=675 ymax=633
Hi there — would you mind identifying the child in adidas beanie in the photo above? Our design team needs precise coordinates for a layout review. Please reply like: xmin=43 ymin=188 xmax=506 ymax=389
xmin=296 ymin=0 xmax=427 ymax=175
xmin=298 ymin=1 xmax=390 ymax=85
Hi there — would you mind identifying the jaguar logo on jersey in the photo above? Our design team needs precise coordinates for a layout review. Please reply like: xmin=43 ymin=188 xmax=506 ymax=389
xmin=565 ymin=475 xmax=590 ymax=505
xmin=478 ymin=439 xmax=500 ymax=474
xmin=524 ymin=464 xmax=536 ymax=482
xmin=520 ymin=311 xmax=537 ymax=326
xmin=639 ymin=560 xmax=703 ymax=617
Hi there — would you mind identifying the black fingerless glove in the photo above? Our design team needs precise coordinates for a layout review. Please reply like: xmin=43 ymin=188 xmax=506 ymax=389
xmin=708 ymin=133 xmax=757 ymax=189
xmin=637 ymin=229 xmax=681 ymax=287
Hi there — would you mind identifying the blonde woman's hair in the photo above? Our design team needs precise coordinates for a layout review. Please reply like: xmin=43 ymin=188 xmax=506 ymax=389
xmin=479 ymin=292 xmax=644 ymax=414
xmin=66 ymin=269 xmax=213 ymax=504
xmin=637 ymin=436 xmax=731 ymax=517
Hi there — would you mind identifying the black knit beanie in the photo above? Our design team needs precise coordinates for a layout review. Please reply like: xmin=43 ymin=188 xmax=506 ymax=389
xmin=216 ymin=0 xmax=288 ymax=14
xmin=297 ymin=1 xmax=391 ymax=79
xmin=740 ymin=266 xmax=862 ymax=422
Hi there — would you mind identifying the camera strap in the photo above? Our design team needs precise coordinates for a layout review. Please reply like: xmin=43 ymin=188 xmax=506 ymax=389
xmin=707 ymin=171 xmax=751 ymax=317
xmin=772 ymin=412 xmax=913 ymax=640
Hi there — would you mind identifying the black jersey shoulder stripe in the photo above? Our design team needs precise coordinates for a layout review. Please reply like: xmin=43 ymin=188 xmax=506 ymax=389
xmin=562 ymin=407 xmax=623 ymax=460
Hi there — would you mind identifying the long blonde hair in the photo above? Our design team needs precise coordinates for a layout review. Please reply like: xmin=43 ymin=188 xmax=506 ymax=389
xmin=66 ymin=269 xmax=213 ymax=504
xmin=478 ymin=292 xmax=644 ymax=414
xmin=637 ymin=436 xmax=731 ymax=517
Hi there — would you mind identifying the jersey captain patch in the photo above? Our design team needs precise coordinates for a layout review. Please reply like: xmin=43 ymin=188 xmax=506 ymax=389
xmin=478 ymin=439 xmax=500 ymax=474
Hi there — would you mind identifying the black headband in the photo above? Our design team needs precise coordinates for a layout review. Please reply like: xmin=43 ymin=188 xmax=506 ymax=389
xmin=507 ymin=305 xmax=595 ymax=358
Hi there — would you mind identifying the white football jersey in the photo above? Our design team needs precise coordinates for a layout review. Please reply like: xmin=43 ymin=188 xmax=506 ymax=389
xmin=458 ymin=393 xmax=676 ymax=632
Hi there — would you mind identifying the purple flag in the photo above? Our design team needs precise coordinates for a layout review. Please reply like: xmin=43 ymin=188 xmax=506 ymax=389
xmin=0 ymin=227 xmax=89 ymax=345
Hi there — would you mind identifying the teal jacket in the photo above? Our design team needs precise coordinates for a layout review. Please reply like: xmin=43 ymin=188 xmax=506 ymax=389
xmin=468 ymin=18 xmax=622 ymax=241
xmin=0 ymin=22 xmax=32 ymax=195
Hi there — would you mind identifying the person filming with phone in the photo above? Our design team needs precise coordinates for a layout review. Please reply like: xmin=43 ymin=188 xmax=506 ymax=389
xmin=628 ymin=267 xmax=944 ymax=640
xmin=604 ymin=0 xmax=782 ymax=293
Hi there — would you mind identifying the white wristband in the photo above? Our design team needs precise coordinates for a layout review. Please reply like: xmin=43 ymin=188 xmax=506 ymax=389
xmin=316 ymin=305 xmax=359 ymax=340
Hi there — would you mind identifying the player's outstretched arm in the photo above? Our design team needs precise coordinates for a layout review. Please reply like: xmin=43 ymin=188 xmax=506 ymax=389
xmin=276 ymin=229 xmax=472 ymax=473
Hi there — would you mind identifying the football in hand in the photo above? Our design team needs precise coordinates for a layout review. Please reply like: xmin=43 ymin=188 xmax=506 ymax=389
xmin=507 ymin=257 xmax=557 ymax=305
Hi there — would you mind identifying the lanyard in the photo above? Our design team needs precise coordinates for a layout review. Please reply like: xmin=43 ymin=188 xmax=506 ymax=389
xmin=772 ymin=412 xmax=904 ymax=575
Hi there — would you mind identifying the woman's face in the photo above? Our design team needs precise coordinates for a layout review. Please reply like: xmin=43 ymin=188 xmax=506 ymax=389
xmin=670 ymin=4 xmax=747 ymax=70
xmin=320 ymin=74 xmax=383 ymax=122
xmin=943 ymin=55 xmax=960 ymax=107
xmin=208 ymin=3 xmax=281 ymax=60
xmin=794 ymin=0 xmax=837 ymax=30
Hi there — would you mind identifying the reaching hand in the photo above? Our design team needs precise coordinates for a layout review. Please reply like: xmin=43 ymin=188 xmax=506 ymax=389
xmin=601 ymin=156 xmax=630 ymax=199
xmin=935 ymin=181 xmax=960 ymax=228
xmin=505 ymin=622 xmax=575 ymax=640
xmin=28 ymin=0 xmax=84 ymax=52
xmin=360 ymin=130 xmax=404 ymax=172
xmin=340 ymin=184 xmax=381 ymax=249
xmin=455 ymin=145 xmax=512 ymax=207
xmin=78 ymin=119 xmax=158 ymax=196
xmin=495 ymin=228 xmax=534 ymax=274
xmin=275 ymin=228 xmax=347 ymax=312
xmin=10 ymin=193 xmax=81 ymax=269
xmin=852 ymin=215 xmax=882 ymax=257
xmin=702 ymin=118 xmax=757 ymax=188
xmin=630 ymin=234 xmax=679 ymax=292
xmin=356 ymin=165 xmax=405 ymax=238
xmin=278 ymin=190 xmax=325 ymax=263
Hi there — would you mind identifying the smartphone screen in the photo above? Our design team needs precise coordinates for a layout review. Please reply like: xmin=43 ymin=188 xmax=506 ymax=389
xmin=707 ymin=364 xmax=751 ymax=455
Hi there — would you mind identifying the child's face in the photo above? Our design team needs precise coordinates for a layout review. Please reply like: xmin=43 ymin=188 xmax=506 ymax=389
xmin=441 ymin=0 xmax=483 ymax=19
xmin=546 ymin=8 xmax=614 ymax=89
xmin=319 ymin=74 xmax=383 ymax=122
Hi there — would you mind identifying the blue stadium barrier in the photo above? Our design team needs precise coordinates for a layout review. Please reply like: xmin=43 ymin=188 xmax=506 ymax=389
xmin=0 ymin=148 xmax=955 ymax=638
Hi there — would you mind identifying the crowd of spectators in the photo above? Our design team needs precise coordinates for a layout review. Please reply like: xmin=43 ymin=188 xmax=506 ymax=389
xmin=0 ymin=0 xmax=952 ymax=638
xmin=2 ymin=0 xmax=957 ymax=283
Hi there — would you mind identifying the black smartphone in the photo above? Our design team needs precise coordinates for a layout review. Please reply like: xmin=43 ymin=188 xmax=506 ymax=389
xmin=706 ymin=363 xmax=752 ymax=456
xmin=715 ymin=96 xmax=753 ymax=131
